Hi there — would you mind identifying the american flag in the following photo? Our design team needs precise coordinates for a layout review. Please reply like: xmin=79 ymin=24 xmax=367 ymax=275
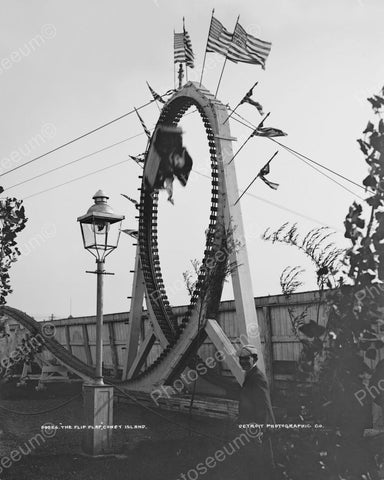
xmin=174 ymin=32 xmax=185 ymax=63
xmin=206 ymin=16 xmax=232 ymax=57
xmin=183 ymin=30 xmax=194 ymax=68
xmin=174 ymin=31 xmax=194 ymax=68
xmin=227 ymin=22 xmax=272 ymax=68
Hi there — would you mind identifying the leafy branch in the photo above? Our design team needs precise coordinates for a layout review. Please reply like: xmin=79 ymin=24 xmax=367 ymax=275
xmin=0 ymin=192 xmax=28 ymax=304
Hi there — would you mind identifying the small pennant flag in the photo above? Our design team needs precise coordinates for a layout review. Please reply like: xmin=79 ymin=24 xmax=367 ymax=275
xmin=253 ymin=127 xmax=287 ymax=138
xmin=260 ymin=176 xmax=279 ymax=190
xmin=134 ymin=108 xmax=151 ymax=139
xmin=258 ymin=153 xmax=279 ymax=190
xmin=240 ymin=84 xmax=264 ymax=115
xmin=121 ymin=229 xmax=138 ymax=239
xmin=129 ymin=154 xmax=145 ymax=166
xmin=146 ymin=82 xmax=166 ymax=103
xmin=121 ymin=193 xmax=139 ymax=209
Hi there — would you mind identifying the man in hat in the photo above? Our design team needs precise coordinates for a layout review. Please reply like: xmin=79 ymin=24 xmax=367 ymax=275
xmin=236 ymin=345 xmax=276 ymax=478
xmin=237 ymin=344 xmax=275 ymax=425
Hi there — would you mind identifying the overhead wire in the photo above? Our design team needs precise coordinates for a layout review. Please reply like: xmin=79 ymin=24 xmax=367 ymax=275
xmin=5 ymin=91 xmax=365 ymax=214
xmin=14 ymin=103 xmax=346 ymax=227
xmin=23 ymin=158 xmax=133 ymax=200
xmin=4 ymin=132 xmax=146 ymax=192
xmin=273 ymin=140 xmax=365 ymax=201
xmin=0 ymin=85 xmax=365 ymax=204
xmin=0 ymin=94 xmax=170 ymax=179
xmin=20 ymin=154 xmax=339 ymax=228
xmin=5 ymin=109 xmax=199 ymax=193
xmin=269 ymin=137 xmax=369 ymax=194
xmin=192 ymin=169 xmax=340 ymax=229
xmin=230 ymin=110 xmax=368 ymax=196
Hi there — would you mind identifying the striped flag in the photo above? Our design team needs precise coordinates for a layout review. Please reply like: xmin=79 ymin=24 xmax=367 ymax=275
xmin=206 ymin=16 xmax=232 ymax=57
xmin=129 ymin=154 xmax=144 ymax=169
xmin=258 ymin=159 xmax=279 ymax=190
xmin=252 ymin=127 xmax=287 ymax=138
xmin=240 ymin=85 xmax=264 ymax=115
xmin=174 ymin=32 xmax=185 ymax=63
xmin=227 ymin=22 xmax=272 ymax=68
xmin=121 ymin=229 xmax=138 ymax=239
xmin=134 ymin=108 xmax=151 ymax=140
xmin=174 ymin=31 xmax=194 ymax=68
xmin=121 ymin=193 xmax=139 ymax=209
xmin=260 ymin=175 xmax=279 ymax=190
xmin=183 ymin=30 xmax=194 ymax=68
xmin=146 ymin=82 xmax=166 ymax=104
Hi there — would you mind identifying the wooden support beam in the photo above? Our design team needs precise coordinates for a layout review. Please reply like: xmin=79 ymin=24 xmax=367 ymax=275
xmin=123 ymin=245 xmax=169 ymax=380
xmin=127 ymin=332 xmax=156 ymax=379
xmin=205 ymin=319 xmax=244 ymax=384
xmin=262 ymin=306 xmax=274 ymax=391
xmin=123 ymin=245 xmax=146 ymax=379
xmin=108 ymin=322 xmax=119 ymax=378
xmin=213 ymin=102 xmax=266 ymax=375
xmin=144 ymin=290 xmax=168 ymax=348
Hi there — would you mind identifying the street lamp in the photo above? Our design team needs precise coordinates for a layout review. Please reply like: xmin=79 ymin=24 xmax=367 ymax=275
xmin=77 ymin=190 xmax=124 ymax=456
xmin=77 ymin=190 xmax=124 ymax=384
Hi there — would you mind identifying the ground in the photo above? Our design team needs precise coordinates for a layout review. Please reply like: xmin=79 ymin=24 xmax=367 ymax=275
xmin=1 ymin=381 xmax=383 ymax=479
xmin=0 ymin=381 xmax=257 ymax=480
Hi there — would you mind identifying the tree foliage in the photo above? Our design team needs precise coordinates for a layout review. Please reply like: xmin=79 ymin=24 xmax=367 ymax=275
xmin=263 ymin=223 xmax=345 ymax=290
xmin=0 ymin=190 xmax=28 ymax=304
xmin=264 ymin=87 xmax=384 ymax=479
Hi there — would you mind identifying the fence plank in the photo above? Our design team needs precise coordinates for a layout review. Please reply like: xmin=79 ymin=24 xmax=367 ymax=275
xmin=108 ymin=322 xmax=119 ymax=377
xmin=82 ymin=324 xmax=92 ymax=366
xmin=263 ymin=306 xmax=274 ymax=391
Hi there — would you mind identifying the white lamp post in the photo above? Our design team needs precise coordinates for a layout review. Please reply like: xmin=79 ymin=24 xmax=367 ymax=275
xmin=77 ymin=190 xmax=124 ymax=455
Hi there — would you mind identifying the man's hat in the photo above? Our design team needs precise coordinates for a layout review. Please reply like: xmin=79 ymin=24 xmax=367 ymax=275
xmin=236 ymin=345 xmax=258 ymax=357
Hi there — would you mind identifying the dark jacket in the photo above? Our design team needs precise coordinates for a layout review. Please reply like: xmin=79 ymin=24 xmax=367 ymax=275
xmin=238 ymin=365 xmax=275 ymax=424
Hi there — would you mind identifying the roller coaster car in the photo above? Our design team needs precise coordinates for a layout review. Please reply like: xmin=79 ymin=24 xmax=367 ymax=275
xmin=144 ymin=125 xmax=193 ymax=194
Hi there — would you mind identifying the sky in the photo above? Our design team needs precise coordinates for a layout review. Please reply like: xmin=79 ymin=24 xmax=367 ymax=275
xmin=0 ymin=0 xmax=383 ymax=320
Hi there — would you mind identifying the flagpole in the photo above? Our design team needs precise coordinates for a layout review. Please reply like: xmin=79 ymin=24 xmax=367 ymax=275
xmin=214 ymin=56 xmax=228 ymax=98
xmin=257 ymin=111 xmax=270 ymax=128
xmin=264 ymin=150 xmax=278 ymax=167
xmin=146 ymin=81 xmax=161 ymax=112
xmin=178 ymin=63 xmax=184 ymax=89
xmin=234 ymin=150 xmax=279 ymax=204
xmin=228 ymin=130 xmax=254 ymax=165
xmin=183 ymin=17 xmax=188 ymax=82
xmin=223 ymin=80 xmax=258 ymax=125
xmin=199 ymin=9 xmax=214 ymax=87
xmin=173 ymin=29 xmax=176 ymax=90
xmin=234 ymin=173 xmax=260 ymax=205
xmin=214 ymin=15 xmax=239 ymax=99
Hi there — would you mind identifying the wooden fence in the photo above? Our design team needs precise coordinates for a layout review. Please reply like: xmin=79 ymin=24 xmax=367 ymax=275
xmin=33 ymin=289 xmax=330 ymax=391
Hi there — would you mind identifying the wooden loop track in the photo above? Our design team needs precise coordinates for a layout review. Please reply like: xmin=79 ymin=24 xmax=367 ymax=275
xmin=3 ymin=82 xmax=238 ymax=393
